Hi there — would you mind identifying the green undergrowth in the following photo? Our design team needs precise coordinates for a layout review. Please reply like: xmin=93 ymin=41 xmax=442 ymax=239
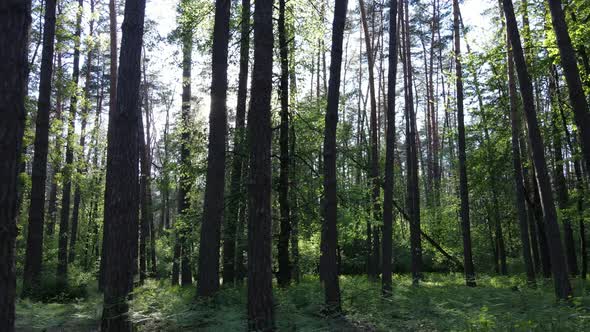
xmin=16 ymin=274 xmax=590 ymax=331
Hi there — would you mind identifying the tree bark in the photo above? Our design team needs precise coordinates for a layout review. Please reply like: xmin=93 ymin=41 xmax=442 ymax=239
xmin=0 ymin=1 xmax=31 ymax=329
xmin=100 ymin=0 xmax=146 ymax=328
xmin=382 ymin=0 xmax=398 ymax=297
xmin=547 ymin=0 xmax=590 ymax=175
xmin=453 ymin=0 xmax=476 ymax=287
xmin=506 ymin=24 xmax=535 ymax=285
xmin=222 ymin=0 xmax=250 ymax=287
xmin=57 ymin=0 xmax=84 ymax=285
xmin=502 ymin=0 xmax=572 ymax=300
xmin=321 ymin=0 xmax=348 ymax=312
xmin=277 ymin=0 xmax=291 ymax=288
xmin=197 ymin=0 xmax=230 ymax=297
xmin=247 ymin=0 xmax=276 ymax=328
xmin=22 ymin=0 xmax=56 ymax=296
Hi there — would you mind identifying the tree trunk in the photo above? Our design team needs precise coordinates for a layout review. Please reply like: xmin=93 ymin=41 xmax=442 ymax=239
xmin=197 ymin=0 xmax=230 ymax=297
xmin=222 ymin=0 xmax=250 ymax=287
xmin=247 ymin=0 xmax=276 ymax=328
xmin=359 ymin=0 xmax=380 ymax=280
xmin=382 ymin=0 xmax=398 ymax=297
xmin=547 ymin=0 xmax=590 ymax=174
xmin=178 ymin=4 xmax=193 ymax=287
xmin=402 ymin=0 xmax=422 ymax=285
xmin=277 ymin=0 xmax=291 ymax=288
xmin=453 ymin=0 xmax=476 ymax=287
xmin=22 ymin=0 xmax=56 ymax=296
xmin=506 ymin=24 xmax=535 ymax=284
xmin=502 ymin=0 xmax=572 ymax=300
xmin=100 ymin=0 xmax=146 ymax=329
xmin=0 ymin=1 xmax=31 ymax=329
xmin=100 ymin=0 xmax=118 ymax=292
xmin=57 ymin=0 xmax=83 ymax=285
xmin=320 ymin=0 xmax=348 ymax=313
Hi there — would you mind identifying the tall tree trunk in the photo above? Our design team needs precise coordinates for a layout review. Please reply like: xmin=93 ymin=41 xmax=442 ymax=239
xmin=382 ymin=0 xmax=398 ymax=297
xmin=321 ymin=0 xmax=348 ymax=313
xmin=402 ymin=0 xmax=422 ymax=285
xmin=197 ymin=0 xmax=230 ymax=297
xmin=506 ymin=23 xmax=535 ymax=285
xmin=247 ymin=0 xmax=276 ymax=328
xmin=453 ymin=0 xmax=476 ymax=287
xmin=100 ymin=0 xmax=118 ymax=292
xmin=222 ymin=0 xmax=250 ymax=287
xmin=177 ymin=1 xmax=193 ymax=287
xmin=22 ymin=0 xmax=56 ymax=296
xmin=100 ymin=0 xmax=146 ymax=328
xmin=277 ymin=0 xmax=291 ymax=288
xmin=550 ymin=71 xmax=579 ymax=276
xmin=57 ymin=0 xmax=84 ymax=285
xmin=359 ymin=0 xmax=380 ymax=280
xmin=547 ymin=0 xmax=590 ymax=174
xmin=502 ymin=0 xmax=572 ymax=300
xmin=0 ymin=1 xmax=31 ymax=329
xmin=70 ymin=0 xmax=96 ymax=264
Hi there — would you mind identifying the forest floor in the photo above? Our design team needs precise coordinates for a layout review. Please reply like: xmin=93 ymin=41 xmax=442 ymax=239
xmin=15 ymin=273 xmax=590 ymax=331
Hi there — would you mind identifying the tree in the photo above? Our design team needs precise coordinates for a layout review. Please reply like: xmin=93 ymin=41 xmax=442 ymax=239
xmin=57 ymin=0 xmax=84 ymax=285
xmin=222 ymin=0 xmax=250 ymax=286
xmin=197 ymin=0 xmax=230 ymax=297
xmin=321 ymin=0 xmax=348 ymax=312
xmin=247 ymin=0 xmax=275 ymax=328
xmin=382 ymin=0 xmax=398 ymax=297
xmin=101 ymin=0 xmax=146 ymax=328
xmin=0 ymin=0 xmax=31 ymax=329
xmin=453 ymin=0 xmax=476 ymax=287
xmin=502 ymin=0 xmax=572 ymax=300
xmin=359 ymin=0 xmax=380 ymax=280
xmin=505 ymin=18 xmax=535 ymax=285
xmin=277 ymin=0 xmax=292 ymax=288
xmin=547 ymin=0 xmax=590 ymax=174
xmin=22 ymin=0 xmax=57 ymax=296
xmin=99 ymin=0 xmax=118 ymax=292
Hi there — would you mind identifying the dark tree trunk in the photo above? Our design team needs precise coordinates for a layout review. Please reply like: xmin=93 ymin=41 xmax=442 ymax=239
xmin=70 ymin=0 xmax=96 ymax=265
xmin=502 ymin=0 xmax=572 ymax=300
xmin=247 ymin=0 xmax=276 ymax=328
xmin=0 ymin=1 xmax=31 ymax=329
xmin=222 ymin=0 xmax=250 ymax=287
xmin=197 ymin=0 xmax=230 ymax=297
xmin=547 ymin=0 xmax=590 ymax=174
xmin=99 ymin=0 xmax=118 ymax=292
xmin=321 ymin=0 xmax=348 ymax=312
xmin=382 ymin=0 xmax=398 ymax=297
xmin=506 ymin=27 xmax=535 ymax=285
xmin=171 ymin=234 xmax=181 ymax=285
xmin=453 ymin=0 xmax=476 ymax=287
xmin=550 ymin=72 xmax=579 ymax=276
xmin=100 ymin=0 xmax=146 ymax=329
xmin=359 ymin=0 xmax=380 ymax=280
xmin=402 ymin=0 xmax=422 ymax=285
xmin=57 ymin=0 xmax=83 ymax=285
xmin=22 ymin=0 xmax=56 ymax=296
xmin=277 ymin=0 xmax=291 ymax=288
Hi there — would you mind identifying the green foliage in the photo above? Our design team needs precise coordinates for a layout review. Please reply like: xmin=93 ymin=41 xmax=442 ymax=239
xmin=16 ymin=274 xmax=590 ymax=331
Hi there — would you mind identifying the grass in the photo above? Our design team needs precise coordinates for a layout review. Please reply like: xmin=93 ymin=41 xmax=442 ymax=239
xmin=15 ymin=273 xmax=590 ymax=331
